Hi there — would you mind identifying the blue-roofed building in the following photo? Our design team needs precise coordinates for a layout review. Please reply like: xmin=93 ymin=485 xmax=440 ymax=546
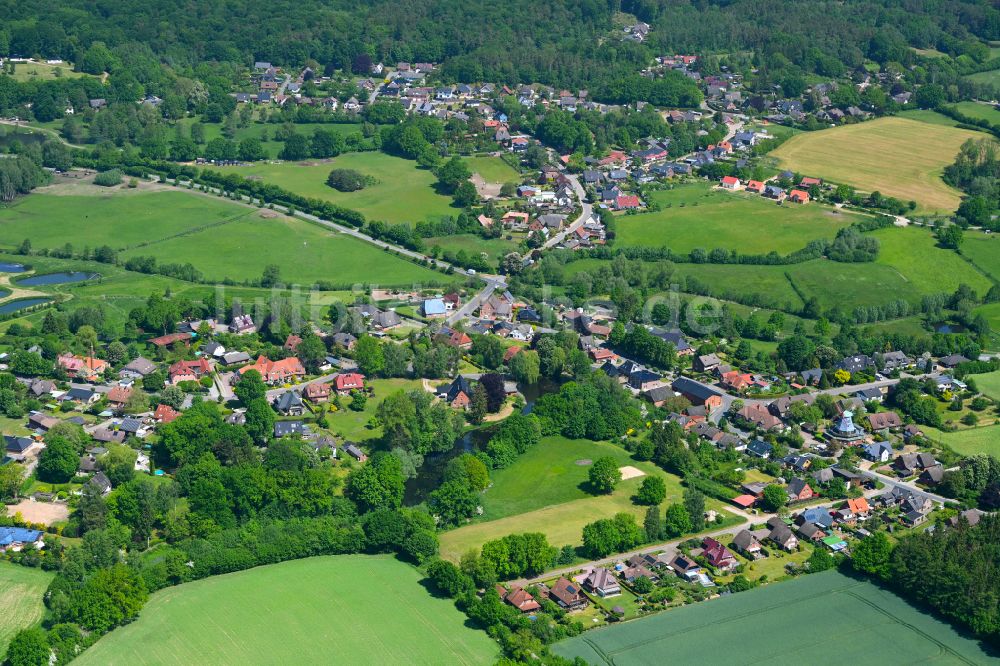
xmin=0 ymin=527 xmax=45 ymax=552
xmin=746 ymin=439 xmax=773 ymax=459
xmin=422 ymin=298 xmax=447 ymax=317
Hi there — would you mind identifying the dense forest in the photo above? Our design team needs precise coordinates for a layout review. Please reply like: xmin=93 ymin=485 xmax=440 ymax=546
xmin=2 ymin=0 xmax=998 ymax=97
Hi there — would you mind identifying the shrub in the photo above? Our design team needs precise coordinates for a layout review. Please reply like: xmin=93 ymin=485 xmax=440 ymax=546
xmin=93 ymin=169 xmax=124 ymax=187
xmin=326 ymin=168 xmax=373 ymax=192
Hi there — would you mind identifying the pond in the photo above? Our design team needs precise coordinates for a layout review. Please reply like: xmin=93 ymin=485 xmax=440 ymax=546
xmin=0 ymin=262 xmax=26 ymax=273
xmin=16 ymin=272 xmax=98 ymax=286
xmin=404 ymin=428 xmax=493 ymax=505
xmin=0 ymin=130 xmax=47 ymax=148
xmin=0 ymin=298 xmax=52 ymax=315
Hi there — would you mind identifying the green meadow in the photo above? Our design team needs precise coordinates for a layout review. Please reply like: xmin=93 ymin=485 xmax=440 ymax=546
xmin=210 ymin=152 xmax=456 ymax=224
xmin=614 ymin=184 xmax=859 ymax=255
xmin=465 ymin=156 xmax=521 ymax=184
xmin=0 ymin=563 xmax=54 ymax=656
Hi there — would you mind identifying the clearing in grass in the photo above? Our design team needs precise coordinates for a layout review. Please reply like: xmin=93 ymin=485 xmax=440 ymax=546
xmin=770 ymin=117 xmax=982 ymax=214
xmin=552 ymin=570 xmax=995 ymax=665
xmin=211 ymin=152 xmax=455 ymax=225
xmin=0 ymin=563 xmax=55 ymax=656
xmin=465 ymin=156 xmax=520 ymax=185
xmin=614 ymin=184 xmax=859 ymax=254
xmin=7 ymin=61 xmax=88 ymax=82
xmin=76 ymin=555 xmax=497 ymax=666
xmin=118 ymin=210 xmax=457 ymax=288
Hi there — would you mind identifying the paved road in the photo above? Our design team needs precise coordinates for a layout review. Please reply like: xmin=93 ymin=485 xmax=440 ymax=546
xmin=446 ymin=278 xmax=502 ymax=325
xmin=860 ymin=468 xmax=957 ymax=505
xmin=542 ymin=174 xmax=592 ymax=250
xmin=263 ymin=372 xmax=340 ymax=401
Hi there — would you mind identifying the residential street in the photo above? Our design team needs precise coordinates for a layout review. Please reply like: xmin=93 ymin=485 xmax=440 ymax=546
xmin=542 ymin=174 xmax=592 ymax=250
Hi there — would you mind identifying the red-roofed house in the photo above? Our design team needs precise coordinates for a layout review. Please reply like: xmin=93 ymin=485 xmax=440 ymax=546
xmin=149 ymin=332 xmax=194 ymax=348
xmin=283 ymin=335 xmax=303 ymax=352
xmin=334 ymin=373 xmax=365 ymax=394
xmin=304 ymin=382 xmax=331 ymax=403
xmin=720 ymin=175 xmax=740 ymax=190
xmin=746 ymin=180 xmax=765 ymax=193
xmin=615 ymin=195 xmax=642 ymax=210
xmin=154 ymin=404 xmax=180 ymax=424
xmin=788 ymin=189 xmax=810 ymax=204
xmin=57 ymin=354 xmax=109 ymax=380
xmin=168 ymin=358 xmax=212 ymax=385
xmin=702 ymin=537 xmax=738 ymax=572
xmin=106 ymin=386 xmax=133 ymax=409
xmin=503 ymin=346 xmax=523 ymax=363
xmin=732 ymin=494 xmax=757 ymax=509
xmin=589 ymin=347 xmax=616 ymax=362
xmin=238 ymin=356 xmax=306 ymax=384
xmin=799 ymin=177 xmax=822 ymax=187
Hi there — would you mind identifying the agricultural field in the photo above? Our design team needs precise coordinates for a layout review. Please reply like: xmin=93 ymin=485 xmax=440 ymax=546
xmin=770 ymin=117 xmax=982 ymax=214
xmin=119 ymin=210 xmax=457 ymax=288
xmin=439 ymin=436 xmax=735 ymax=561
xmin=0 ymin=190 xmax=250 ymax=251
xmin=0 ymin=563 xmax=54 ymax=656
xmin=964 ymin=68 xmax=1000 ymax=88
xmin=615 ymin=184 xmax=859 ymax=254
xmin=552 ymin=570 xmax=996 ymax=665
xmin=960 ymin=232 xmax=1000 ymax=283
xmin=211 ymin=152 xmax=455 ymax=224
xmin=465 ymin=156 xmax=521 ymax=185
xmin=76 ymin=555 xmax=497 ymax=666
xmin=896 ymin=109 xmax=966 ymax=128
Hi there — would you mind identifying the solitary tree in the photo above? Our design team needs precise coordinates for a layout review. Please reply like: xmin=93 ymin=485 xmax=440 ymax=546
xmin=588 ymin=456 xmax=620 ymax=494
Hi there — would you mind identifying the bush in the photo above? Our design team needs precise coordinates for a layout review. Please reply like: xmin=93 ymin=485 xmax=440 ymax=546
xmin=93 ymin=169 xmax=124 ymax=187
xmin=326 ymin=168 xmax=372 ymax=192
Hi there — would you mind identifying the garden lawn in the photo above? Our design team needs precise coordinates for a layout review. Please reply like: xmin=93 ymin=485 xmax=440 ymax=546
xmin=210 ymin=152 xmax=455 ymax=224
xmin=960 ymin=231 xmax=1000 ymax=283
xmin=439 ymin=436 xmax=734 ymax=562
xmin=76 ymin=555 xmax=496 ymax=666
xmin=427 ymin=234 xmax=520 ymax=263
xmin=325 ymin=378 xmax=427 ymax=442
xmin=119 ymin=211 xmax=457 ymax=288
xmin=552 ymin=570 xmax=995 ymax=665
xmin=869 ymin=227 xmax=992 ymax=297
xmin=0 ymin=563 xmax=54 ymax=656
xmin=770 ymin=117 xmax=982 ymax=214
xmin=465 ymin=156 xmax=520 ymax=184
xmin=935 ymin=425 xmax=1000 ymax=457
xmin=615 ymin=184 xmax=859 ymax=254
xmin=0 ymin=191 xmax=251 ymax=251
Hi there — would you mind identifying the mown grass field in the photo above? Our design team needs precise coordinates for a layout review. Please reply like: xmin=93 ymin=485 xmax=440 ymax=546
xmin=439 ymin=436 xmax=734 ymax=562
xmin=936 ymin=425 xmax=1000 ymax=457
xmin=949 ymin=102 xmax=1000 ymax=125
xmin=552 ymin=570 xmax=996 ymax=665
xmin=771 ymin=117 xmax=982 ymax=214
xmin=0 ymin=563 xmax=54 ymax=656
xmin=118 ymin=209 xmax=457 ymax=287
xmin=466 ymin=156 xmax=520 ymax=184
xmin=211 ymin=152 xmax=455 ymax=224
xmin=0 ymin=190 xmax=249 ymax=250
xmin=8 ymin=61 xmax=88 ymax=82
xmin=897 ymin=109 xmax=966 ymax=128
xmin=869 ymin=227 xmax=993 ymax=297
xmin=76 ymin=555 xmax=497 ymax=666
xmin=615 ymin=184 xmax=859 ymax=254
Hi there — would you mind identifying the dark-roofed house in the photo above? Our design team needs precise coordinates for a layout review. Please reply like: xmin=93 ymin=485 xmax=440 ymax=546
xmin=732 ymin=530 xmax=762 ymax=559
xmin=671 ymin=377 xmax=723 ymax=410
xmin=274 ymin=421 xmax=309 ymax=439
xmin=868 ymin=411 xmax=902 ymax=432
xmin=441 ymin=376 xmax=473 ymax=410
xmin=938 ymin=354 xmax=970 ymax=369
xmin=273 ymin=391 xmax=304 ymax=416
xmin=786 ymin=478 xmax=815 ymax=502
xmin=548 ymin=577 xmax=587 ymax=609
xmin=919 ymin=465 xmax=945 ymax=485
xmin=693 ymin=354 xmax=722 ymax=373
xmin=583 ymin=568 xmax=621 ymax=597
xmin=747 ymin=439 xmax=773 ymax=459
xmin=90 ymin=471 xmax=113 ymax=495
xmin=767 ymin=524 xmax=798 ymax=551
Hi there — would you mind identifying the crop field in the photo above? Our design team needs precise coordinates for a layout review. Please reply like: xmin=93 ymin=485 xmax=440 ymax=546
xmin=0 ymin=563 xmax=54 ymax=656
xmin=0 ymin=190 xmax=249 ymax=251
xmin=615 ymin=184 xmax=859 ymax=254
xmin=935 ymin=425 xmax=1000 ymax=457
xmin=439 ymin=436 xmax=734 ymax=562
xmin=960 ymin=232 xmax=1000 ymax=282
xmin=211 ymin=152 xmax=455 ymax=224
xmin=76 ymin=555 xmax=496 ymax=666
xmin=770 ymin=117 xmax=982 ymax=213
xmin=118 ymin=210 xmax=457 ymax=287
xmin=465 ymin=156 xmax=520 ymax=184
xmin=552 ymin=570 xmax=996 ymax=665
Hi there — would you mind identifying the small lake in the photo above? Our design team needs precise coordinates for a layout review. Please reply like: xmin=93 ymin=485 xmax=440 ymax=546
xmin=0 ymin=298 xmax=51 ymax=315
xmin=0 ymin=131 xmax=47 ymax=148
xmin=17 ymin=272 xmax=98 ymax=286
xmin=0 ymin=262 xmax=26 ymax=273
